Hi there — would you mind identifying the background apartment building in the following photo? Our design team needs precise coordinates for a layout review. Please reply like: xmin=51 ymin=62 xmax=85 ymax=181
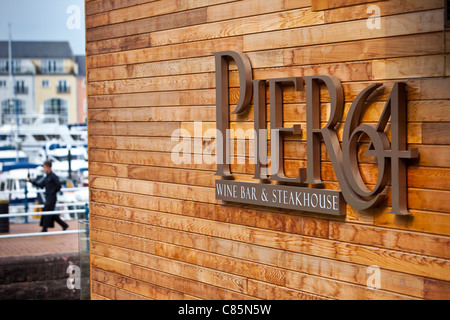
xmin=0 ymin=41 xmax=86 ymax=125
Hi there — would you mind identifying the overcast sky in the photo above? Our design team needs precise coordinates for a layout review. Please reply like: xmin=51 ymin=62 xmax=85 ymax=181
xmin=0 ymin=0 xmax=85 ymax=55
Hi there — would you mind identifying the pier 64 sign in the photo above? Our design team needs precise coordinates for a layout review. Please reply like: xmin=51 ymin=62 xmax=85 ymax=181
xmin=214 ymin=51 xmax=418 ymax=216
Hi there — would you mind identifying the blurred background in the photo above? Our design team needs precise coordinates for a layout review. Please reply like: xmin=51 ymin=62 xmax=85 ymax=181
xmin=0 ymin=0 xmax=89 ymax=300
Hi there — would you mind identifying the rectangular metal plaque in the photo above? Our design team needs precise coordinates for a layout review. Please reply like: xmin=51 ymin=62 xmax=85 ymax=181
xmin=215 ymin=180 xmax=346 ymax=215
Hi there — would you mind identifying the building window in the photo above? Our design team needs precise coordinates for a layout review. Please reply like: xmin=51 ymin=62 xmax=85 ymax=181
xmin=43 ymin=98 xmax=68 ymax=124
xmin=14 ymin=80 xmax=27 ymax=94
xmin=12 ymin=60 xmax=20 ymax=73
xmin=57 ymin=80 xmax=70 ymax=93
xmin=41 ymin=59 xmax=63 ymax=74
xmin=0 ymin=80 xmax=6 ymax=88
xmin=0 ymin=59 xmax=21 ymax=73
xmin=42 ymin=80 xmax=50 ymax=88
xmin=0 ymin=60 xmax=8 ymax=73
xmin=1 ymin=99 xmax=25 ymax=124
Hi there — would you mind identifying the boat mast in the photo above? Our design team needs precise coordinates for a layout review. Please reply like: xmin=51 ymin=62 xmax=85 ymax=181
xmin=8 ymin=23 xmax=21 ymax=161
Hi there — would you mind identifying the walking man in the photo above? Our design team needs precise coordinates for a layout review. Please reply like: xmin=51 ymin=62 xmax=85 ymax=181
xmin=29 ymin=160 xmax=68 ymax=232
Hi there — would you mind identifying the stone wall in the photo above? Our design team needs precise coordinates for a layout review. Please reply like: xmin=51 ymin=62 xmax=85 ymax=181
xmin=0 ymin=253 xmax=80 ymax=300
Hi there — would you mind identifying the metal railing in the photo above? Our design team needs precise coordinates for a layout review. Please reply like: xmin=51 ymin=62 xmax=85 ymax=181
xmin=0 ymin=229 xmax=83 ymax=239
xmin=0 ymin=206 xmax=88 ymax=239
xmin=2 ymin=187 xmax=87 ymax=195
xmin=0 ymin=187 xmax=89 ymax=238
xmin=10 ymin=201 xmax=87 ymax=211
xmin=1 ymin=207 xmax=86 ymax=218
xmin=0 ymin=203 xmax=89 ymax=239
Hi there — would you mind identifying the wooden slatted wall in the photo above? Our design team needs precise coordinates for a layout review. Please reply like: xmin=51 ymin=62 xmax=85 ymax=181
xmin=85 ymin=0 xmax=450 ymax=300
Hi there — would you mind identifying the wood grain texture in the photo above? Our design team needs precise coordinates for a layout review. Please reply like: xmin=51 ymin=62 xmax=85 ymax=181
xmin=312 ymin=0 xmax=382 ymax=11
xmin=86 ymin=0 xmax=450 ymax=300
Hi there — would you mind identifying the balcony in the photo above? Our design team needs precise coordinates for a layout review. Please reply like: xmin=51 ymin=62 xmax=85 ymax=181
xmin=57 ymin=86 xmax=70 ymax=94
xmin=14 ymin=86 xmax=28 ymax=95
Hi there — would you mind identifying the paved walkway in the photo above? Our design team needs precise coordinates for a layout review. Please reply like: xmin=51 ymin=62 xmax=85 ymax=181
xmin=0 ymin=219 xmax=82 ymax=258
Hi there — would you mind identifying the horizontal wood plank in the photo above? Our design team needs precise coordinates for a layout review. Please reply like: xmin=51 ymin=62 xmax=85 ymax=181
xmin=88 ymin=33 xmax=443 ymax=82
xmin=243 ymin=10 xmax=443 ymax=52
xmin=85 ymin=0 xmax=157 ymax=16
xmin=92 ymin=268 xmax=187 ymax=300
xmin=89 ymin=204 xmax=450 ymax=282
xmin=89 ymin=189 xmax=330 ymax=238
xmin=312 ymin=0 xmax=381 ymax=11
xmin=91 ymin=227 xmax=288 ymax=287
xmin=323 ymin=0 xmax=442 ymax=23
xmin=422 ymin=123 xmax=450 ymax=145
xmin=91 ymin=254 xmax=255 ymax=300
xmin=86 ymin=1 xmax=450 ymax=300
xmin=150 ymin=8 xmax=324 ymax=47
xmin=288 ymin=33 xmax=444 ymax=67
xmin=91 ymin=241 xmax=249 ymax=294
xmin=329 ymin=221 xmax=450 ymax=259
xmin=86 ymin=36 xmax=243 ymax=68
xmin=89 ymin=215 xmax=443 ymax=298
xmin=86 ymin=0 xmax=178 ymax=29
xmin=90 ymin=225 xmax=430 ymax=298
xmin=87 ymin=8 xmax=207 ymax=44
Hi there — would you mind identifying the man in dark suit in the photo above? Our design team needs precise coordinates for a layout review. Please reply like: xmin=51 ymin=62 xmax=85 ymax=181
xmin=30 ymin=160 xmax=69 ymax=232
